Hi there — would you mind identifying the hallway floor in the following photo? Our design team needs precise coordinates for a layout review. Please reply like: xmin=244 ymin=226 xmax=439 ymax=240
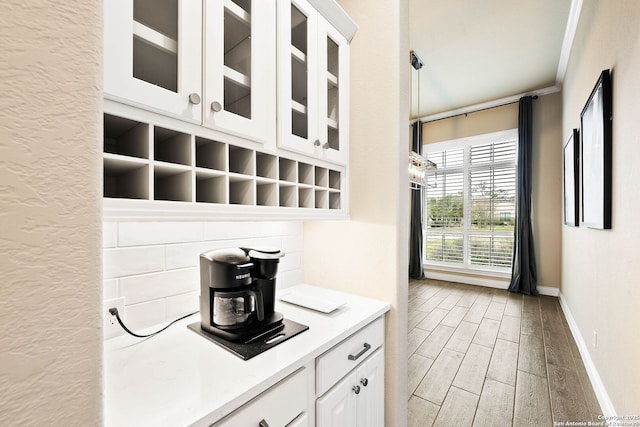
xmin=408 ymin=279 xmax=602 ymax=427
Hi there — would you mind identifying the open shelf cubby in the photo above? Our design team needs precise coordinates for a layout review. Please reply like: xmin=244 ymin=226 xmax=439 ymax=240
xmin=298 ymin=187 xmax=314 ymax=208
xmin=279 ymin=184 xmax=297 ymax=207
xmin=229 ymin=176 xmax=255 ymax=205
xmin=315 ymin=189 xmax=328 ymax=209
xmin=104 ymin=114 xmax=149 ymax=159
xmin=154 ymin=126 xmax=192 ymax=166
xmin=298 ymin=162 xmax=314 ymax=185
xmin=257 ymin=181 xmax=278 ymax=206
xmin=104 ymin=158 xmax=149 ymax=199
xmin=256 ymin=153 xmax=278 ymax=179
xmin=229 ymin=146 xmax=255 ymax=175
xmin=329 ymin=170 xmax=341 ymax=190
xmin=196 ymin=173 xmax=227 ymax=204
xmin=329 ymin=191 xmax=341 ymax=210
xmin=279 ymin=158 xmax=297 ymax=183
xmin=196 ymin=137 xmax=226 ymax=171
xmin=154 ymin=165 xmax=192 ymax=202
xmin=315 ymin=167 xmax=328 ymax=187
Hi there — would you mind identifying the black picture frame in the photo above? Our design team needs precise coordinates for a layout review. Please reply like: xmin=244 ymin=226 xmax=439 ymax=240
xmin=580 ymin=69 xmax=612 ymax=229
xmin=563 ymin=129 xmax=579 ymax=226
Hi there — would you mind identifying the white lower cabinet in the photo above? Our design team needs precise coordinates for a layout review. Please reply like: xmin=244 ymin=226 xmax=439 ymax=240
xmin=211 ymin=316 xmax=385 ymax=427
xmin=213 ymin=367 xmax=308 ymax=427
xmin=315 ymin=317 xmax=385 ymax=427
xmin=316 ymin=349 xmax=384 ymax=427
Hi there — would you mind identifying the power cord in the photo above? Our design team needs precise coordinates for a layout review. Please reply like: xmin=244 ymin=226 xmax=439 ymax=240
xmin=109 ymin=307 xmax=199 ymax=338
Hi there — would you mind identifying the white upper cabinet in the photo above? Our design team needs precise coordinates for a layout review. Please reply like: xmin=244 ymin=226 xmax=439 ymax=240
xmin=104 ymin=0 xmax=203 ymax=124
xmin=203 ymin=0 xmax=276 ymax=143
xmin=277 ymin=0 xmax=350 ymax=164
xmin=104 ymin=0 xmax=275 ymax=143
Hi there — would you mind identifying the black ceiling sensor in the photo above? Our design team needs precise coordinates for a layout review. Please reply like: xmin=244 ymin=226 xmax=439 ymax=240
xmin=410 ymin=50 xmax=424 ymax=70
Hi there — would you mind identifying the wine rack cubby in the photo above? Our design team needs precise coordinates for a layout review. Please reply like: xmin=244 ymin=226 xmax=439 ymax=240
xmin=103 ymin=113 xmax=343 ymax=211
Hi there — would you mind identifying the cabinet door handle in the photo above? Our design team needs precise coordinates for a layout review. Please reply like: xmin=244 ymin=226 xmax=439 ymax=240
xmin=352 ymin=385 xmax=361 ymax=395
xmin=360 ymin=377 xmax=369 ymax=387
xmin=188 ymin=93 xmax=201 ymax=105
xmin=348 ymin=343 xmax=371 ymax=361
xmin=258 ymin=419 xmax=269 ymax=427
xmin=314 ymin=139 xmax=321 ymax=147
xmin=211 ymin=101 xmax=222 ymax=112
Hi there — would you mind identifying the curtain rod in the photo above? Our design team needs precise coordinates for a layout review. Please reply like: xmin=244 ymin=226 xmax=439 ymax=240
xmin=420 ymin=95 xmax=538 ymax=124
xmin=412 ymin=84 xmax=560 ymax=124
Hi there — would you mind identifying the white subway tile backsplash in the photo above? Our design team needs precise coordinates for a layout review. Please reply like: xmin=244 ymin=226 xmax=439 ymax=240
xmin=165 ymin=292 xmax=199 ymax=320
xmin=120 ymin=268 xmax=198 ymax=305
xmin=165 ymin=242 xmax=209 ymax=270
xmin=278 ymin=269 xmax=303 ymax=289
xmin=103 ymin=220 xmax=304 ymax=338
xmin=125 ymin=299 xmax=166 ymax=332
xmin=103 ymin=222 xmax=117 ymax=248
xmin=281 ymin=235 xmax=304 ymax=253
xmin=103 ymin=246 xmax=165 ymax=279
xmin=103 ymin=279 xmax=118 ymax=300
xmin=279 ymin=251 xmax=302 ymax=272
xmin=118 ymin=222 xmax=203 ymax=247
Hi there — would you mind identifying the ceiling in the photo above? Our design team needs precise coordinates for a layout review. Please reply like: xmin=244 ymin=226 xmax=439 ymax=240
xmin=409 ymin=0 xmax=573 ymax=119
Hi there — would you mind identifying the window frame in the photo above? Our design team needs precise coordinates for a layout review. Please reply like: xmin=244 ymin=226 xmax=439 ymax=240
xmin=422 ymin=128 xmax=518 ymax=276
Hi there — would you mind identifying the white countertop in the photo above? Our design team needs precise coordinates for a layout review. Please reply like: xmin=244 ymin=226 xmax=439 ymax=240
xmin=104 ymin=284 xmax=390 ymax=427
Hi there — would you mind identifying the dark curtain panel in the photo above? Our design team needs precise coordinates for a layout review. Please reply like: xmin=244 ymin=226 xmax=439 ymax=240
xmin=409 ymin=121 xmax=426 ymax=279
xmin=509 ymin=96 xmax=538 ymax=295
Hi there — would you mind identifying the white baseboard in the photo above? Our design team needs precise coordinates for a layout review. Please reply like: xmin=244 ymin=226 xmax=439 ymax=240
xmin=424 ymin=270 xmax=559 ymax=296
xmin=558 ymin=292 xmax=617 ymax=418
xmin=537 ymin=286 xmax=560 ymax=297
xmin=424 ymin=270 xmax=509 ymax=289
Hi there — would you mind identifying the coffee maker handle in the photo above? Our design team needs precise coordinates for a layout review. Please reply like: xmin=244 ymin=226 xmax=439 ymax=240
xmin=247 ymin=290 xmax=264 ymax=322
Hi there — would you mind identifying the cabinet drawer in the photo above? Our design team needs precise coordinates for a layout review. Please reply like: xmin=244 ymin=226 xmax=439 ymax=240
xmin=316 ymin=317 xmax=384 ymax=396
xmin=214 ymin=368 xmax=308 ymax=427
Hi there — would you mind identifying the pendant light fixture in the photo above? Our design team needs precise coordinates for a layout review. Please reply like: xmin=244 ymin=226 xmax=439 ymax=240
xmin=409 ymin=50 xmax=436 ymax=189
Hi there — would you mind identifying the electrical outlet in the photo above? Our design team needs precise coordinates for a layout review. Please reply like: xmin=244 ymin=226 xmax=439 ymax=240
xmin=592 ymin=330 xmax=598 ymax=348
xmin=104 ymin=297 xmax=125 ymax=340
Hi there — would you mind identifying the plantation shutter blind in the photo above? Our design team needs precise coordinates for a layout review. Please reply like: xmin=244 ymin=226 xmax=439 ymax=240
xmin=424 ymin=132 xmax=517 ymax=272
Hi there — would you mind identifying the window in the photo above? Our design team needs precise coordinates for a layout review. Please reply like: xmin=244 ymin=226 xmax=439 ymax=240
xmin=424 ymin=129 xmax=517 ymax=273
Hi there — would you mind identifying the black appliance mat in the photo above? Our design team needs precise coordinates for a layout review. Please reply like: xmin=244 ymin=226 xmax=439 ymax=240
xmin=187 ymin=319 xmax=309 ymax=360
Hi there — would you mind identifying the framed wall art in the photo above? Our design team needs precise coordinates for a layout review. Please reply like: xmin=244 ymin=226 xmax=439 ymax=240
xmin=563 ymin=128 xmax=579 ymax=226
xmin=580 ymin=69 xmax=612 ymax=229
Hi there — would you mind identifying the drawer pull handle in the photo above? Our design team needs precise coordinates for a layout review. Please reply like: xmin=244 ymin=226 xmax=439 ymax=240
xmin=348 ymin=343 xmax=371 ymax=361
xmin=360 ymin=377 xmax=368 ymax=387
xmin=258 ymin=419 xmax=269 ymax=427
xmin=352 ymin=385 xmax=361 ymax=394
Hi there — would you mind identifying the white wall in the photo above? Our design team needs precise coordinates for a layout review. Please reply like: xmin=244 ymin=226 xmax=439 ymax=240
xmin=0 ymin=2 xmax=102 ymax=425
xmin=304 ymin=0 xmax=410 ymax=425
xmin=103 ymin=221 xmax=303 ymax=338
xmin=561 ymin=0 xmax=640 ymax=414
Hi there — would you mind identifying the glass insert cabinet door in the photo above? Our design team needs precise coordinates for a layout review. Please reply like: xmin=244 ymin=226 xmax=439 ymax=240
xmin=203 ymin=0 xmax=276 ymax=143
xmin=104 ymin=0 xmax=203 ymax=123
xmin=277 ymin=0 xmax=349 ymax=164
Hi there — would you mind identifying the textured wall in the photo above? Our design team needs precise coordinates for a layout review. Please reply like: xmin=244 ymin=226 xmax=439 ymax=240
xmin=561 ymin=0 xmax=640 ymax=414
xmin=304 ymin=0 xmax=410 ymax=425
xmin=422 ymin=92 xmax=563 ymax=290
xmin=103 ymin=221 xmax=304 ymax=338
xmin=0 ymin=1 xmax=102 ymax=425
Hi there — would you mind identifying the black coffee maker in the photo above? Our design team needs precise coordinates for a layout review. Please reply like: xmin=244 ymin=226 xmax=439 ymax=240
xmin=199 ymin=247 xmax=285 ymax=342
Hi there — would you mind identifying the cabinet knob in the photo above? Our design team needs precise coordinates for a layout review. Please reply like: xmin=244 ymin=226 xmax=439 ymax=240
xmin=360 ymin=378 xmax=369 ymax=387
xmin=314 ymin=139 xmax=321 ymax=147
xmin=188 ymin=93 xmax=201 ymax=105
xmin=211 ymin=101 xmax=222 ymax=112
xmin=352 ymin=385 xmax=361 ymax=395
xmin=322 ymin=142 xmax=330 ymax=150
xmin=258 ymin=420 xmax=269 ymax=427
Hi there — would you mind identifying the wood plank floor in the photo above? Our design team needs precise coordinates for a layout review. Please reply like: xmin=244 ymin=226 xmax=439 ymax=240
xmin=408 ymin=279 xmax=601 ymax=427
